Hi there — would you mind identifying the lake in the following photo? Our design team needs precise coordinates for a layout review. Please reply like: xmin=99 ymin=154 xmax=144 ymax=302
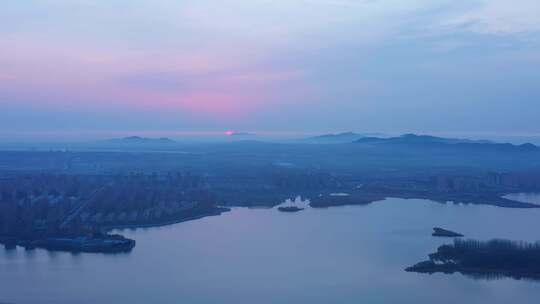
xmin=2 ymin=198 xmax=540 ymax=304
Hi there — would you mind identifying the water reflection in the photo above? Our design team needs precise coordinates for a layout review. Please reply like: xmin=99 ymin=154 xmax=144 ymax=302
xmin=465 ymin=272 xmax=540 ymax=282
xmin=2 ymin=246 xmax=18 ymax=260
xmin=504 ymin=193 xmax=540 ymax=206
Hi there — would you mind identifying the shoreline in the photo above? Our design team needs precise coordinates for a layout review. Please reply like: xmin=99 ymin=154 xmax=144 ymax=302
xmin=305 ymin=191 xmax=540 ymax=209
xmin=2 ymin=193 xmax=537 ymax=254
xmin=1 ymin=207 xmax=231 ymax=253
xmin=101 ymin=207 xmax=231 ymax=233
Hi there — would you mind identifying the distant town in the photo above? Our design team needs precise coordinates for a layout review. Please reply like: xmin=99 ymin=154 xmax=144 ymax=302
xmin=2 ymin=134 xmax=540 ymax=254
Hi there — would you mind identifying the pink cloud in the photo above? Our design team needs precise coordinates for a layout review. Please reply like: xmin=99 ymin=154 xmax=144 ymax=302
xmin=0 ymin=35 xmax=312 ymax=117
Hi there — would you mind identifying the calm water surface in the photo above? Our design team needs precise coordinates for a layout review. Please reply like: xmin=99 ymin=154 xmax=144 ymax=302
xmin=504 ymin=192 xmax=540 ymax=206
xmin=2 ymin=198 xmax=540 ymax=304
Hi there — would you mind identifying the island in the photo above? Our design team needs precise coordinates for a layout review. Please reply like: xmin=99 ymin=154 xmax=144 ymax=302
xmin=406 ymin=239 xmax=540 ymax=281
xmin=432 ymin=227 xmax=464 ymax=237
xmin=278 ymin=206 xmax=304 ymax=212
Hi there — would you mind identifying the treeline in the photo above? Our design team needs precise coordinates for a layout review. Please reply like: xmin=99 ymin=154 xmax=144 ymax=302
xmin=430 ymin=239 xmax=540 ymax=272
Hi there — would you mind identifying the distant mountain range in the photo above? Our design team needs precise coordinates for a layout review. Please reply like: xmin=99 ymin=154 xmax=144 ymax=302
xmin=99 ymin=133 xmax=538 ymax=152
xmin=355 ymin=134 xmax=491 ymax=144
xmin=304 ymin=132 xmax=385 ymax=143
xmin=354 ymin=134 xmax=538 ymax=151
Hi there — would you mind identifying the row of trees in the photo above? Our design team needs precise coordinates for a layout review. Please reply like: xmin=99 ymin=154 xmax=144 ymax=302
xmin=430 ymin=239 xmax=540 ymax=271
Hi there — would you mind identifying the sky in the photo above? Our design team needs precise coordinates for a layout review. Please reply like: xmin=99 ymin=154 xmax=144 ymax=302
xmin=1 ymin=0 xmax=540 ymax=140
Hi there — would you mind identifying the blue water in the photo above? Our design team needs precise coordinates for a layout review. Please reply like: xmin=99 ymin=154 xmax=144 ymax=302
xmin=504 ymin=192 xmax=540 ymax=206
xmin=2 ymin=198 xmax=540 ymax=304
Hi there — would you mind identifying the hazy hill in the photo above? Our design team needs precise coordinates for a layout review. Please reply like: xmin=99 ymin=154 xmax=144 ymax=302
xmin=353 ymin=134 xmax=538 ymax=151
xmin=354 ymin=134 xmax=492 ymax=145
xmin=304 ymin=132 xmax=384 ymax=143
xmin=108 ymin=136 xmax=176 ymax=144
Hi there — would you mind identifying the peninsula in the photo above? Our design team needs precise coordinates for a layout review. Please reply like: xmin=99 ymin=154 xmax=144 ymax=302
xmin=406 ymin=239 xmax=540 ymax=281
